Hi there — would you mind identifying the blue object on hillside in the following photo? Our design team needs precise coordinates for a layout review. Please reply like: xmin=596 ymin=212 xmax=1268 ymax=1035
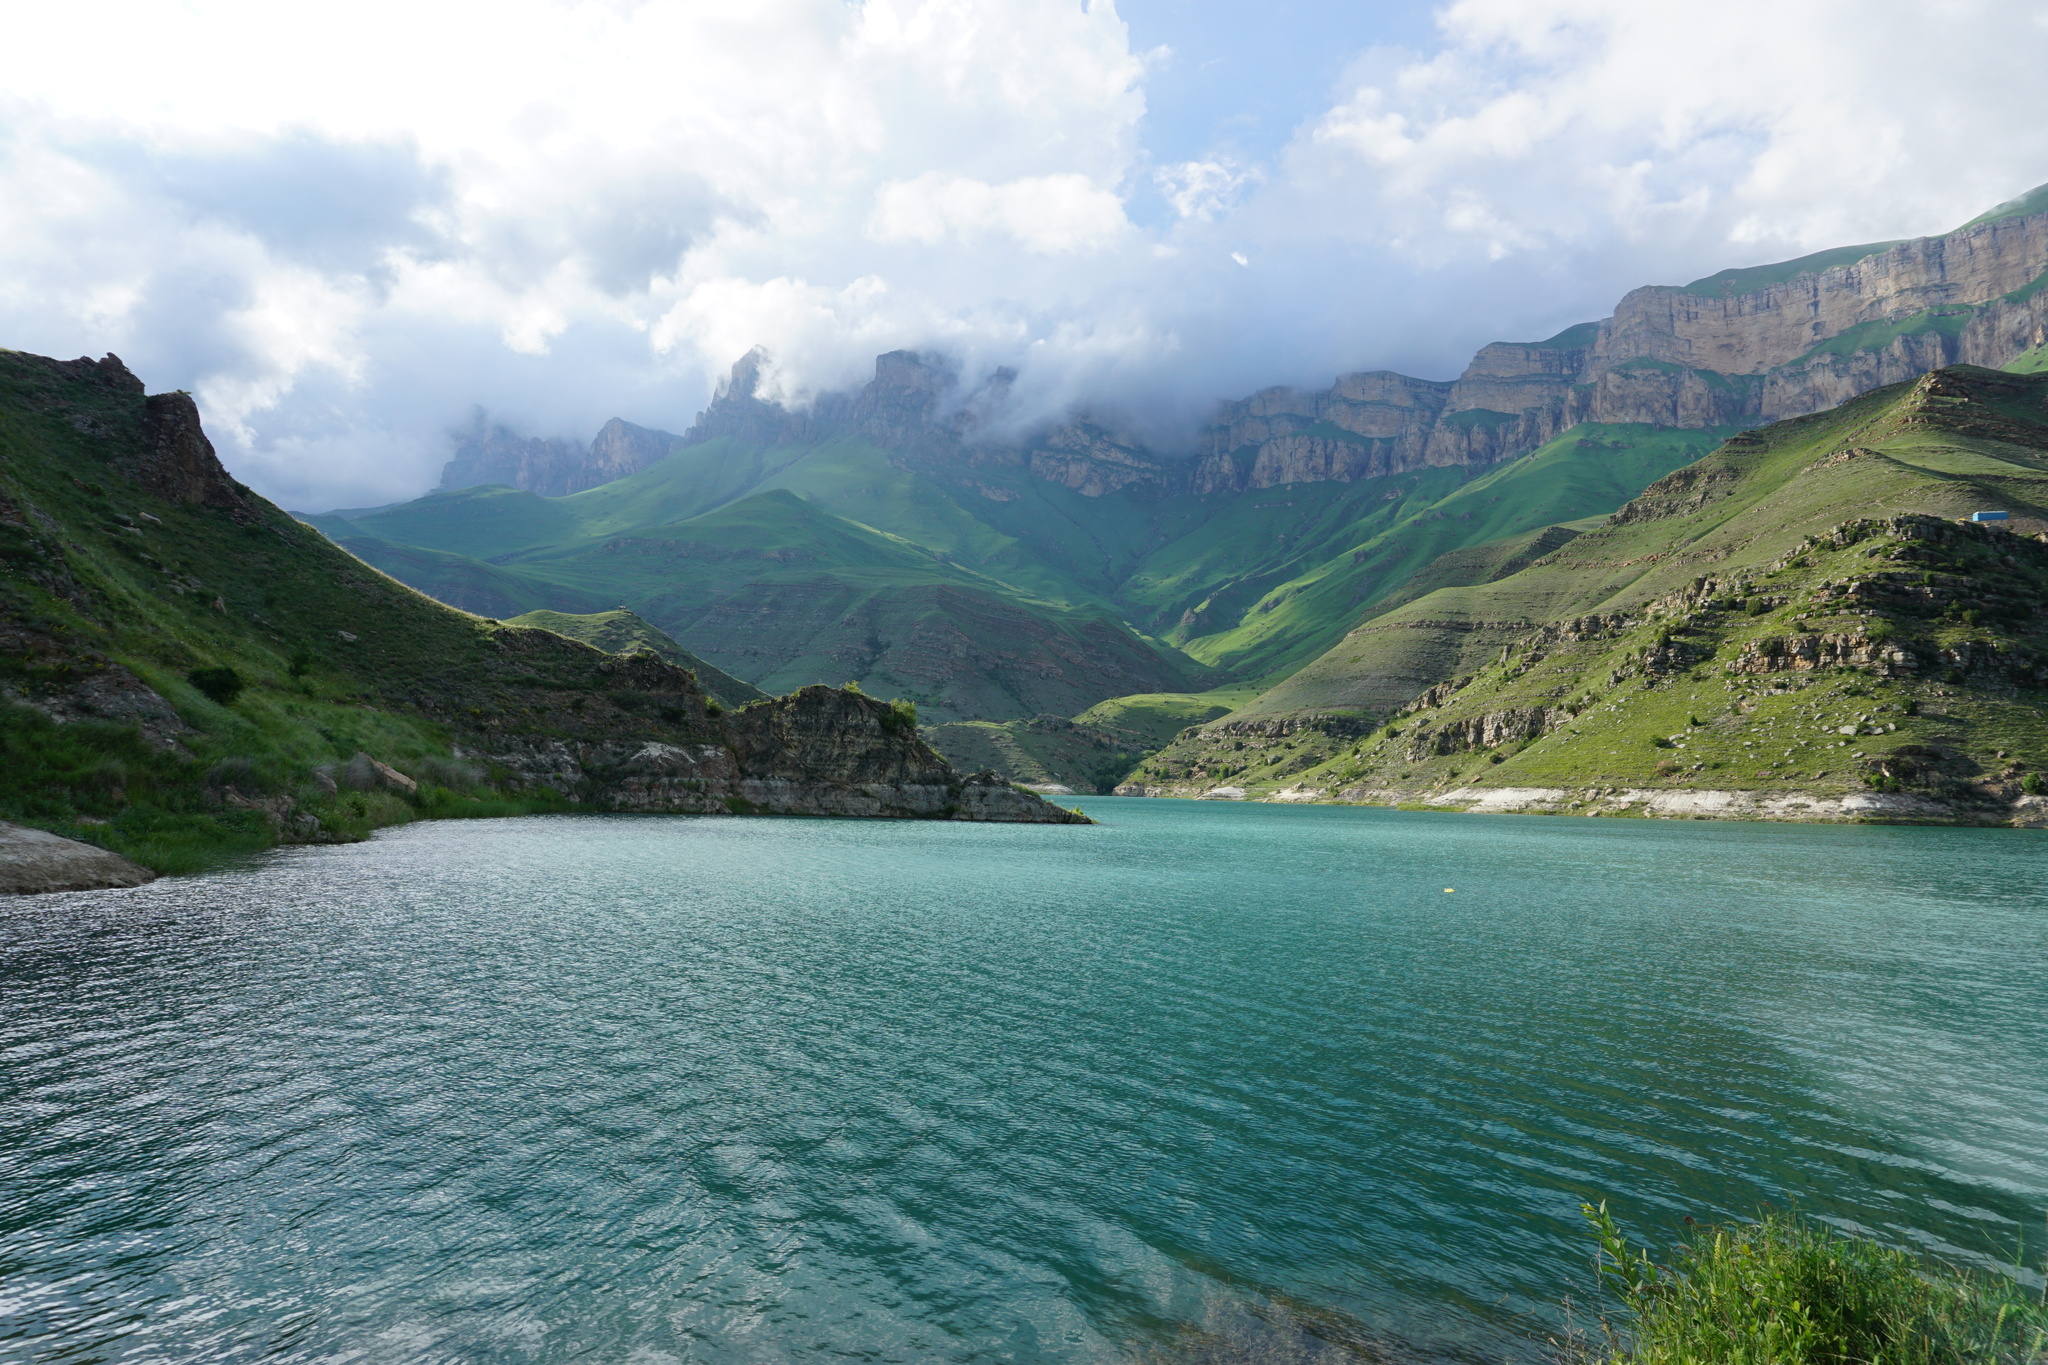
xmin=1970 ymin=510 xmax=2010 ymax=521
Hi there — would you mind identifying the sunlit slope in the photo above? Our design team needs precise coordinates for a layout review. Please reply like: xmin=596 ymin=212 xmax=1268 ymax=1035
xmin=320 ymin=419 xmax=1738 ymax=715
xmin=1246 ymin=367 xmax=2048 ymax=722
xmin=1168 ymin=423 xmax=1737 ymax=683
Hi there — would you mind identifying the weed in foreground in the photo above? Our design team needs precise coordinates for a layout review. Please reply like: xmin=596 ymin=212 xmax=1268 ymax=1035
xmin=1566 ymin=1203 xmax=2047 ymax=1365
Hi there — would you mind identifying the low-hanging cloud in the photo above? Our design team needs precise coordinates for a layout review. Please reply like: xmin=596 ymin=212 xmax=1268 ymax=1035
xmin=1 ymin=0 xmax=2046 ymax=510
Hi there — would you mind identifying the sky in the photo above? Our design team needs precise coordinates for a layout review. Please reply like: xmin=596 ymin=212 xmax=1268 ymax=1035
xmin=3 ymin=0 xmax=2048 ymax=511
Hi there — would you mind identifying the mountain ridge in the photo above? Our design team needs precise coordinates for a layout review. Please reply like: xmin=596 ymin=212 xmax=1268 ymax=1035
xmin=1116 ymin=365 xmax=2048 ymax=826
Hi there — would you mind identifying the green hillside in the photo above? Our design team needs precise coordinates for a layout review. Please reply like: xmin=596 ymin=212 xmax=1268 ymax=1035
xmin=1166 ymin=423 xmax=1738 ymax=682
xmin=923 ymin=686 xmax=1254 ymax=793
xmin=499 ymin=608 xmax=765 ymax=710
xmin=1124 ymin=367 xmax=2048 ymax=825
xmin=0 ymin=349 xmax=1066 ymax=876
xmin=325 ymin=420 xmax=1715 ymax=720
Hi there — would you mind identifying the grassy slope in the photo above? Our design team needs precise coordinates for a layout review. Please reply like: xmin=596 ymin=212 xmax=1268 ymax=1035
xmin=1127 ymin=367 xmax=2048 ymax=816
xmin=0 ymin=353 xmax=748 ymax=871
xmin=1172 ymin=424 xmax=1738 ymax=683
xmin=923 ymin=686 xmax=1257 ymax=793
xmin=323 ymin=415 xmax=1727 ymax=722
xmin=499 ymin=608 xmax=765 ymax=709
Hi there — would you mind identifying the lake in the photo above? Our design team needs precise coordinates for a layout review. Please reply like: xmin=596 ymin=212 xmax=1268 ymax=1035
xmin=2 ymin=798 xmax=2043 ymax=1363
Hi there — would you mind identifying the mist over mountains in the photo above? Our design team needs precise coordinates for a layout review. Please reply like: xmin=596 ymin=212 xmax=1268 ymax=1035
xmin=8 ymin=2 xmax=2048 ymax=511
xmin=319 ymin=181 xmax=2048 ymax=763
xmin=443 ymin=184 xmax=2048 ymax=510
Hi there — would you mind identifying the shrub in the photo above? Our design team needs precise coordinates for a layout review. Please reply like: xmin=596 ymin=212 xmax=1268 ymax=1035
xmin=2023 ymin=773 xmax=2047 ymax=796
xmin=880 ymin=698 xmax=917 ymax=733
xmin=188 ymin=666 xmax=244 ymax=706
xmin=704 ymin=699 xmax=723 ymax=718
xmin=1576 ymin=1203 xmax=2047 ymax=1365
xmin=287 ymin=648 xmax=316 ymax=678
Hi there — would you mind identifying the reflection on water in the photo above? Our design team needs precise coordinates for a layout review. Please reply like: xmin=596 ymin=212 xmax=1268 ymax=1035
xmin=1 ymin=800 xmax=2043 ymax=1363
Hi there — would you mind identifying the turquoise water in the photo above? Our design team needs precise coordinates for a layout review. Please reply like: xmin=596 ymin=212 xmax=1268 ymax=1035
xmin=2 ymin=798 xmax=2044 ymax=1363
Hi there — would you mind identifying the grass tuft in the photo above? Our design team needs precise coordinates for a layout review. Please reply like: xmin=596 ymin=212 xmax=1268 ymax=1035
xmin=1574 ymin=1203 xmax=2047 ymax=1365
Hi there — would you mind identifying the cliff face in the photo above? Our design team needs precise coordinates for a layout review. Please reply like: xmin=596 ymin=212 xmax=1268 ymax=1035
xmin=440 ymin=412 xmax=682 ymax=496
xmin=684 ymin=189 xmax=2048 ymax=503
xmin=1185 ymin=200 xmax=2048 ymax=496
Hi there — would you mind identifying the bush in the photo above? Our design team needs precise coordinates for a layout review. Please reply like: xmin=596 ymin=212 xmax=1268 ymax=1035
xmin=188 ymin=666 xmax=244 ymax=706
xmin=882 ymin=698 xmax=918 ymax=733
xmin=1576 ymin=1203 xmax=2047 ymax=1365
xmin=2023 ymin=772 xmax=2046 ymax=796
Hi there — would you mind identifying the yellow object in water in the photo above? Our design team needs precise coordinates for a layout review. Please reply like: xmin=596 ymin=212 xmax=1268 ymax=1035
xmin=1444 ymin=888 xmax=1455 ymax=893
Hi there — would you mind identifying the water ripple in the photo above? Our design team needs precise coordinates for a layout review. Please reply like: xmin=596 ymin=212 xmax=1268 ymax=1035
xmin=1 ymin=802 xmax=2043 ymax=1363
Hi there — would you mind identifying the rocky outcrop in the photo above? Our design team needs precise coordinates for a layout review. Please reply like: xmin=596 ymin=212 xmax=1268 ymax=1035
xmin=0 ymin=822 xmax=155 ymax=894
xmin=136 ymin=391 xmax=262 ymax=522
xmin=440 ymin=412 xmax=682 ymax=496
xmin=478 ymin=684 xmax=1086 ymax=822
xmin=1402 ymin=706 xmax=1563 ymax=758
xmin=0 ymin=625 xmax=191 ymax=750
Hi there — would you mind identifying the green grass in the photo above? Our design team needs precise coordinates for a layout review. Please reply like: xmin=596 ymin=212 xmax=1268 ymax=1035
xmin=1176 ymin=422 xmax=1738 ymax=684
xmin=1959 ymin=180 xmax=2048 ymax=231
xmin=2006 ymin=345 xmax=2048 ymax=377
xmin=1072 ymin=688 xmax=1258 ymax=744
xmin=1577 ymin=1204 xmax=2047 ymax=1365
xmin=1682 ymin=241 xmax=1906 ymax=297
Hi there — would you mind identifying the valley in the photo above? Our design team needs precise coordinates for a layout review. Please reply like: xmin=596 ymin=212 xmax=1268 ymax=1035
xmin=294 ymin=183 xmax=2048 ymax=816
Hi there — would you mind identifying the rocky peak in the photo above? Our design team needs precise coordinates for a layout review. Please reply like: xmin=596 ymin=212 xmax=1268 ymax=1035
xmin=589 ymin=418 xmax=682 ymax=480
xmin=441 ymin=411 xmax=682 ymax=497
xmin=135 ymin=391 xmax=260 ymax=523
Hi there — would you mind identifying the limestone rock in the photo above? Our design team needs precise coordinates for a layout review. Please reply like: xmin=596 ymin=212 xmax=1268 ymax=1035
xmin=0 ymin=822 xmax=155 ymax=894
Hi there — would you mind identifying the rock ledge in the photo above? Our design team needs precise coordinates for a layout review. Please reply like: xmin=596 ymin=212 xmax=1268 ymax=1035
xmin=0 ymin=822 xmax=156 ymax=895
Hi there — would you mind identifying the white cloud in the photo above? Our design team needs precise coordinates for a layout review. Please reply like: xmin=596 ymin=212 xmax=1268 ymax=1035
xmin=866 ymin=172 xmax=1130 ymax=253
xmin=0 ymin=0 xmax=2046 ymax=508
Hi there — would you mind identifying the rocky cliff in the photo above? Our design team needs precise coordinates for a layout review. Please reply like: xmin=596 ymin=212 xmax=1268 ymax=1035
xmin=682 ymin=185 xmax=2048 ymax=502
xmin=440 ymin=412 xmax=683 ymax=496
xmin=1118 ymin=367 xmax=2048 ymax=827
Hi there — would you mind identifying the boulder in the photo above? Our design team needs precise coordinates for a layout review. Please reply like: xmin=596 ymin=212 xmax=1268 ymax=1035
xmin=0 ymin=822 xmax=155 ymax=894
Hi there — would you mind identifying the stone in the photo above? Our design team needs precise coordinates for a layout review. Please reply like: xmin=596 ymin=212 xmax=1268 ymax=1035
xmin=0 ymin=822 xmax=155 ymax=894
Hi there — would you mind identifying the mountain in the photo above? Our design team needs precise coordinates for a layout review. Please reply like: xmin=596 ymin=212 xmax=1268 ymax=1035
xmin=1117 ymin=365 xmax=2048 ymax=827
xmin=440 ymin=412 xmax=684 ymax=496
xmin=313 ymin=181 xmax=2048 ymax=736
xmin=0 ymin=348 xmax=1082 ymax=880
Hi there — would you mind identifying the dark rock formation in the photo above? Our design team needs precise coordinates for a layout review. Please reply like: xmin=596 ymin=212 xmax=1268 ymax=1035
xmin=136 ymin=391 xmax=261 ymax=522
xmin=477 ymin=684 xmax=1085 ymax=822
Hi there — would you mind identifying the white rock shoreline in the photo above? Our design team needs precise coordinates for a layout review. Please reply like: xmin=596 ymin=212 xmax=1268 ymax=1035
xmin=1113 ymin=783 xmax=2048 ymax=826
